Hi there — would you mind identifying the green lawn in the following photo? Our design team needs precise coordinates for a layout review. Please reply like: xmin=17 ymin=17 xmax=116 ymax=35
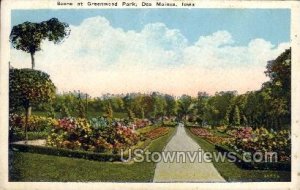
xmin=9 ymin=127 xmax=176 ymax=182
xmin=185 ymin=127 xmax=291 ymax=182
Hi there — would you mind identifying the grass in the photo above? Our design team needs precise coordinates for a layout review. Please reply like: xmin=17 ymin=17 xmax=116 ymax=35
xmin=9 ymin=127 xmax=176 ymax=182
xmin=185 ymin=127 xmax=291 ymax=182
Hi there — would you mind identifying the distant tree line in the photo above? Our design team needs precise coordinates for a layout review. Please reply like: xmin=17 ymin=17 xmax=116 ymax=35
xmin=10 ymin=48 xmax=291 ymax=131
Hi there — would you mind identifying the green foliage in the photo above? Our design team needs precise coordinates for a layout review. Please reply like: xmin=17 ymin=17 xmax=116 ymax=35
xmin=177 ymin=94 xmax=194 ymax=120
xmin=233 ymin=106 xmax=241 ymax=126
xmin=263 ymin=48 xmax=291 ymax=129
xmin=10 ymin=18 xmax=70 ymax=69
xmin=165 ymin=94 xmax=177 ymax=117
xmin=127 ymin=108 xmax=135 ymax=121
xmin=60 ymin=104 xmax=70 ymax=118
xmin=46 ymin=106 xmax=56 ymax=118
xmin=196 ymin=92 xmax=209 ymax=125
xmin=203 ymin=91 xmax=236 ymax=126
xmin=9 ymin=68 xmax=56 ymax=110
xmin=105 ymin=102 xmax=113 ymax=120
xmin=151 ymin=92 xmax=167 ymax=118
xmin=17 ymin=48 xmax=289 ymax=130
xmin=77 ymin=101 xmax=86 ymax=118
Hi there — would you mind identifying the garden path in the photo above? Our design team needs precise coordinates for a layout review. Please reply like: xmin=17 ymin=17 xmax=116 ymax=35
xmin=153 ymin=124 xmax=226 ymax=182
xmin=12 ymin=139 xmax=46 ymax=146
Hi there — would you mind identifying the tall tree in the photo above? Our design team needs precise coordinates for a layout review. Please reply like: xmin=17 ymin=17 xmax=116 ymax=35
xmin=10 ymin=18 xmax=70 ymax=69
xmin=165 ymin=94 xmax=177 ymax=117
xmin=233 ymin=106 xmax=241 ymax=126
xmin=196 ymin=91 xmax=209 ymax=126
xmin=105 ymin=102 xmax=113 ymax=120
xmin=177 ymin=95 xmax=194 ymax=121
xmin=151 ymin=92 xmax=167 ymax=121
xmin=264 ymin=48 xmax=291 ymax=129
xmin=9 ymin=69 xmax=56 ymax=142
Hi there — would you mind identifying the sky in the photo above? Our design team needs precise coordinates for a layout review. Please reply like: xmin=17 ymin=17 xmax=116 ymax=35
xmin=10 ymin=9 xmax=290 ymax=97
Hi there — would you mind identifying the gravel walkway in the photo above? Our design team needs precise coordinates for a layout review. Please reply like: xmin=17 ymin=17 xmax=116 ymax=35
xmin=12 ymin=139 xmax=46 ymax=146
xmin=153 ymin=124 xmax=226 ymax=182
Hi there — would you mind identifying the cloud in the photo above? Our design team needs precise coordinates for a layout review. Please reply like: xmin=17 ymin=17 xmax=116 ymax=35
xmin=195 ymin=30 xmax=234 ymax=47
xmin=10 ymin=16 xmax=290 ymax=97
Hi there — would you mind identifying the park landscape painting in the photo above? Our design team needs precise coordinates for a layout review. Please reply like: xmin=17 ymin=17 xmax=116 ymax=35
xmin=8 ymin=9 xmax=291 ymax=182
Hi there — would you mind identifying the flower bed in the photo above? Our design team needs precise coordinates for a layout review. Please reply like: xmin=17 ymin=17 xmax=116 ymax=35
xmin=132 ymin=119 xmax=151 ymax=129
xmin=224 ymin=127 xmax=291 ymax=162
xmin=190 ymin=127 xmax=232 ymax=145
xmin=216 ymin=125 xmax=227 ymax=133
xmin=215 ymin=144 xmax=291 ymax=171
xmin=190 ymin=128 xmax=213 ymax=137
xmin=144 ymin=127 xmax=170 ymax=140
xmin=9 ymin=113 xmax=58 ymax=142
xmin=9 ymin=113 xmax=57 ymax=132
xmin=189 ymin=126 xmax=291 ymax=170
xmin=205 ymin=136 xmax=232 ymax=145
xmin=47 ymin=117 xmax=140 ymax=154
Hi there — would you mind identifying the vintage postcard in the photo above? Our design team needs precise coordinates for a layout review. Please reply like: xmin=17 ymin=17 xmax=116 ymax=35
xmin=1 ymin=0 xmax=300 ymax=189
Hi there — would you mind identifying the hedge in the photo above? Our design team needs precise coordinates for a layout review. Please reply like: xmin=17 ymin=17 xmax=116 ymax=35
xmin=215 ymin=144 xmax=291 ymax=171
xmin=10 ymin=144 xmax=128 ymax=162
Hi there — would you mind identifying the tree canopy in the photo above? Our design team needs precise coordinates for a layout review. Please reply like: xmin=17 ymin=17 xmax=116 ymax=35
xmin=9 ymin=68 xmax=56 ymax=111
xmin=10 ymin=18 xmax=70 ymax=69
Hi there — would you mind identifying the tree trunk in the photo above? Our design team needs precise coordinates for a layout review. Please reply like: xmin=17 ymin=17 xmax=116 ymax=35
xmin=24 ymin=106 xmax=31 ymax=143
xmin=30 ymin=52 xmax=35 ymax=69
